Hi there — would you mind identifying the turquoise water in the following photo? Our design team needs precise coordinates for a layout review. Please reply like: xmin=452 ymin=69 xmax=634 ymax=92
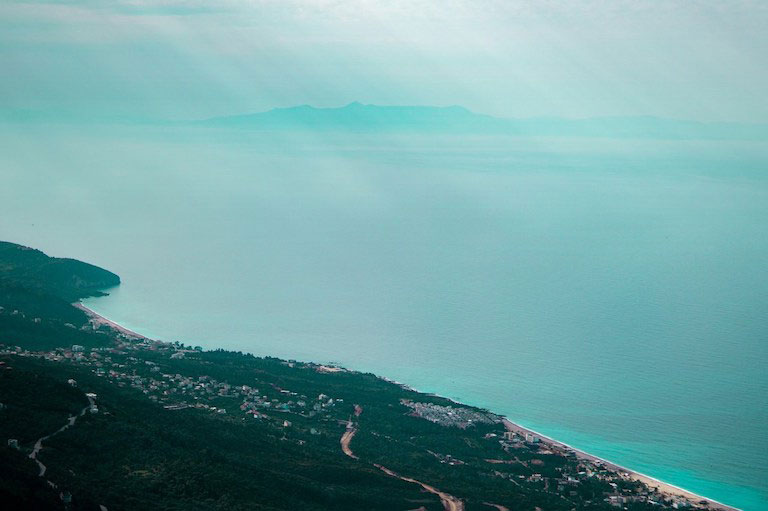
xmin=1 ymin=125 xmax=767 ymax=509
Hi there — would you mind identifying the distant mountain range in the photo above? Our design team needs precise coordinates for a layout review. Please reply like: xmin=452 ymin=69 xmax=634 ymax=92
xmin=3 ymin=102 xmax=766 ymax=140
xmin=198 ymin=102 xmax=768 ymax=140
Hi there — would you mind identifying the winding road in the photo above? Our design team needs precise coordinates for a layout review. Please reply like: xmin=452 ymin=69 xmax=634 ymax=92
xmin=29 ymin=395 xmax=94 ymax=477
xmin=339 ymin=405 xmax=465 ymax=511
xmin=28 ymin=394 xmax=108 ymax=510
xmin=373 ymin=463 xmax=464 ymax=511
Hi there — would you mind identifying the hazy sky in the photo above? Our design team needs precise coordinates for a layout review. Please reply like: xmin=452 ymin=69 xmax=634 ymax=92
xmin=1 ymin=0 xmax=767 ymax=122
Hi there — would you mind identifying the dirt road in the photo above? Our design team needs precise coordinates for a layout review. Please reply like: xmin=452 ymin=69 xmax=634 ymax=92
xmin=339 ymin=405 xmax=464 ymax=511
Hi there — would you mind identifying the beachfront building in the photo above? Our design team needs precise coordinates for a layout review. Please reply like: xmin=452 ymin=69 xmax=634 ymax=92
xmin=524 ymin=433 xmax=540 ymax=443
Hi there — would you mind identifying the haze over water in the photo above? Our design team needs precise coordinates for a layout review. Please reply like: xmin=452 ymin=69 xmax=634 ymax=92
xmin=3 ymin=0 xmax=767 ymax=508
xmin=1 ymin=124 xmax=766 ymax=509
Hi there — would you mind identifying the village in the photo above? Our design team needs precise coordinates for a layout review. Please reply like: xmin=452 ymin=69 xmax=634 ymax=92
xmin=0 ymin=323 xmax=346 ymax=442
xmin=401 ymin=397 xmax=706 ymax=510
xmin=401 ymin=398 xmax=502 ymax=429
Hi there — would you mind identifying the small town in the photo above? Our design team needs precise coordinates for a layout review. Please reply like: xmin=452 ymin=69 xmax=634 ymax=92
xmin=400 ymin=388 xmax=710 ymax=509
xmin=0 ymin=318 xmax=347 ymax=442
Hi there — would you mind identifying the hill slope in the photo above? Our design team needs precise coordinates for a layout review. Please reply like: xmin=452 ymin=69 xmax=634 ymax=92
xmin=0 ymin=242 xmax=119 ymax=302
xmin=0 ymin=241 xmax=120 ymax=346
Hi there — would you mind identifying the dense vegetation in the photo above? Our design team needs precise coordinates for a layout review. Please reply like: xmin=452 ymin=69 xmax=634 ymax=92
xmin=4 ymin=357 xmax=437 ymax=511
xmin=0 ymin=241 xmax=119 ymax=303
xmin=0 ymin=445 xmax=72 ymax=511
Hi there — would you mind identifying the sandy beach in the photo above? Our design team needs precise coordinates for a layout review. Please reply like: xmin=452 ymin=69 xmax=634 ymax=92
xmin=73 ymin=303 xmax=149 ymax=341
xmin=502 ymin=419 xmax=741 ymax=511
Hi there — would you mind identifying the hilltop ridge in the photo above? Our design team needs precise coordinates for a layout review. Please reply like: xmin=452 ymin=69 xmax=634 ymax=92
xmin=0 ymin=242 xmax=119 ymax=303
xmin=200 ymin=102 xmax=497 ymax=132
xmin=0 ymin=241 xmax=120 ymax=340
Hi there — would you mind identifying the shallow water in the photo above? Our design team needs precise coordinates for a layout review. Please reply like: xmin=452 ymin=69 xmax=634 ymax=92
xmin=2 ymin=125 xmax=767 ymax=509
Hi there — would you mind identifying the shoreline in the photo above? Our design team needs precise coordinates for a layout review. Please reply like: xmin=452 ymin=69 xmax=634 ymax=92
xmin=77 ymin=301 xmax=741 ymax=511
xmin=73 ymin=302 xmax=149 ymax=341
xmin=500 ymin=420 xmax=740 ymax=511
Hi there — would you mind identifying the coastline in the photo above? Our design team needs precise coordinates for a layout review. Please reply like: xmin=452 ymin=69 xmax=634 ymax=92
xmin=73 ymin=302 xmax=149 ymax=341
xmin=76 ymin=301 xmax=741 ymax=511
xmin=500 ymin=420 xmax=741 ymax=511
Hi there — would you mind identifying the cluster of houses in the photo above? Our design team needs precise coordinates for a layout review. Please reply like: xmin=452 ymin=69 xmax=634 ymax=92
xmin=400 ymin=398 xmax=502 ymax=429
xmin=488 ymin=428 xmax=707 ymax=510
xmin=239 ymin=390 xmax=341 ymax=421
xmin=398 ymin=394 xmax=704 ymax=508
xmin=0 ymin=339 xmax=344 ymax=438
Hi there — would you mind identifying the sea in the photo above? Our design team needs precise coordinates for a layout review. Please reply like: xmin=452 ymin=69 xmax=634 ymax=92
xmin=1 ymin=123 xmax=766 ymax=510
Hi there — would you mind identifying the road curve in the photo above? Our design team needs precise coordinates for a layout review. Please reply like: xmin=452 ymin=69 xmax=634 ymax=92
xmin=374 ymin=463 xmax=465 ymax=511
xmin=29 ymin=395 xmax=94 ymax=476
xmin=340 ymin=421 xmax=358 ymax=460
xmin=338 ymin=405 xmax=464 ymax=511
